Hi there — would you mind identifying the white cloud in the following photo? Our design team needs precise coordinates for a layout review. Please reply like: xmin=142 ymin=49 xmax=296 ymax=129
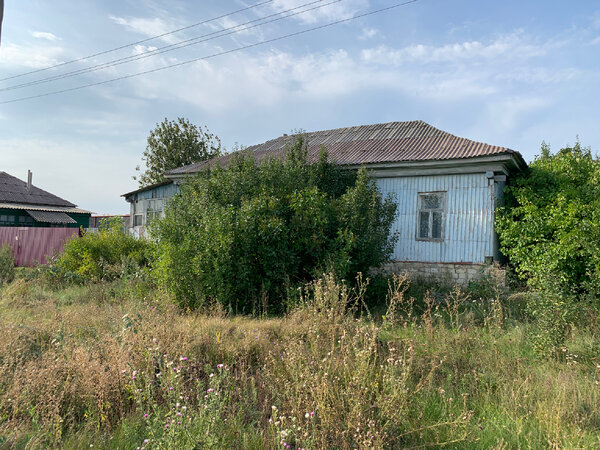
xmin=31 ymin=31 xmax=61 ymax=41
xmin=110 ymin=16 xmax=181 ymax=44
xmin=361 ymin=32 xmax=546 ymax=65
xmin=0 ymin=42 xmax=64 ymax=69
xmin=269 ymin=0 xmax=369 ymax=24
xmin=358 ymin=27 xmax=378 ymax=40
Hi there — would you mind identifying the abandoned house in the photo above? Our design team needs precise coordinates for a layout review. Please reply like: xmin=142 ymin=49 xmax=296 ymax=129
xmin=125 ymin=120 xmax=527 ymax=283
xmin=0 ymin=171 xmax=91 ymax=266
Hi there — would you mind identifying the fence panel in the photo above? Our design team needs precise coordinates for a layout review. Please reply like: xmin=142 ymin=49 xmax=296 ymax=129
xmin=0 ymin=227 xmax=79 ymax=266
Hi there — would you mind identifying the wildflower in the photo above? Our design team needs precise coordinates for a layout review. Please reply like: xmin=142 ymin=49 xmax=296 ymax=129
xmin=207 ymin=388 xmax=214 ymax=393
xmin=132 ymin=371 xmax=137 ymax=380
xmin=180 ymin=356 xmax=188 ymax=361
xmin=217 ymin=363 xmax=224 ymax=369
xmin=209 ymin=373 xmax=214 ymax=378
xmin=305 ymin=412 xmax=310 ymax=419
xmin=164 ymin=424 xmax=169 ymax=429
xmin=169 ymin=387 xmax=174 ymax=391
xmin=144 ymin=413 xmax=148 ymax=418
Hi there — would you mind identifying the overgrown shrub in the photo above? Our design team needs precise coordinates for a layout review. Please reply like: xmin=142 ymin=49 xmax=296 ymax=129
xmin=497 ymin=142 xmax=600 ymax=306
xmin=152 ymin=136 xmax=398 ymax=313
xmin=53 ymin=218 xmax=152 ymax=283
xmin=0 ymin=243 xmax=15 ymax=286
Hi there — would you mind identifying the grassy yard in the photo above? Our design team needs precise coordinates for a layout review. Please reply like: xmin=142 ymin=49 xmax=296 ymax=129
xmin=0 ymin=273 xmax=599 ymax=449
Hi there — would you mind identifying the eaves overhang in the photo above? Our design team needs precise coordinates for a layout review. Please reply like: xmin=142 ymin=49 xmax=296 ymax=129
xmin=344 ymin=153 xmax=527 ymax=178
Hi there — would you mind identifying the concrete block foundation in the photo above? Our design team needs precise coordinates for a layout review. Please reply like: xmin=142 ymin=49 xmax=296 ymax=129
xmin=381 ymin=261 xmax=504 ymax=286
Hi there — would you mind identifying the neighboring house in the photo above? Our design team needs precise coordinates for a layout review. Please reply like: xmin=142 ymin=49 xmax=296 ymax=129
xmin=0 ymin=171 xmax=92 ymax=266
xmin=122 ymin=181 xmax=179 ymax=238
xmin=162 ymin=120 xmax=527 ymax=283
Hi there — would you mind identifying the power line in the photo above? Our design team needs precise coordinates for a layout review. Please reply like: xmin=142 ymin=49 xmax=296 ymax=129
xmin=0 ymin=0 xmax=338 ymax=93
xmin=0 ymin=0 xmax=275 ymax=82
xmin=0 ymin=0 xmax=420 ymax=105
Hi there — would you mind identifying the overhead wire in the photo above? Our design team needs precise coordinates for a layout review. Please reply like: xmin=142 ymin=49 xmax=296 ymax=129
xmin=0 ymin=0 xmax=339 ymax=93
xmin=0 ymin=0 xmax=275 ymax=82
xmin=0 ymin=0 xmax=420 ymax=105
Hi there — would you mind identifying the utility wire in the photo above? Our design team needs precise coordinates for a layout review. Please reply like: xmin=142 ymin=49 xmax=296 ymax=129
xmin=0 ymin=0 xmax=275 ymax=82
xmin=0 ymin=0 xmax=419 ymax=105
xmin=0 ymin=0 xmax=338 ymax=92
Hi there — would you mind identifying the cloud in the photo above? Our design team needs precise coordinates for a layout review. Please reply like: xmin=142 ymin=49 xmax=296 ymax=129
xmin=361 ymin=32 xmax=547 ymax=65
xmin=31 ymin=31 xmax=61 ymax=41
xmin=269 ymin=0 xmax=369 ymax=24
xmin=0 ymin=42 xmax=64 ymax=69
xmin=358 ymin=27 xmax=378 ymax=40
xmin=110 ymin=16 xmax=181 ymax=44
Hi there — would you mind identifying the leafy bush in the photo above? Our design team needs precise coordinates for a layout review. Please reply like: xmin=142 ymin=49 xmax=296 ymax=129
xmin=53 ymin=218 xmax=152 ymax=283
xmin=497 ymin=142 xmax=600 ymax=306
xmin=152 ymin=136 xmax=398 ymax=313
xmin=0 ymin=243 xmax=15 ymax=286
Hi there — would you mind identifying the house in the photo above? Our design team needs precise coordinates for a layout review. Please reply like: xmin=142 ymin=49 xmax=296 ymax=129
xmin=0 ymin=171 xmax=92 ymax=266
xmin=123 ymin=121 xmax=525 ymax=282
xmin=163 ymin=120 xmax=526 ymax=283
xmin=122 ymin=181 xmax=179 ymax=238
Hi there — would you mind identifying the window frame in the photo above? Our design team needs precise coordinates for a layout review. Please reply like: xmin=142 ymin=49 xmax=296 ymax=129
xmin=416 ymin=191 xmax=446 ymax=242
xmin=133 ymin=214 xmax=144 ymax=227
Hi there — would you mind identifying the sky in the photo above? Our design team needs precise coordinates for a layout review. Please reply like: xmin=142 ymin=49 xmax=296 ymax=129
xmin=0 ymin=0 xmax=599 ymax=214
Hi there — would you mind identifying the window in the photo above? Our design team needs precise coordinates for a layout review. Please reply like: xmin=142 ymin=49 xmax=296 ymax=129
xmin=417 ymin=192 xmax=445 ymax=241
xmin=134 ymin=214 xmax=143 ymax=227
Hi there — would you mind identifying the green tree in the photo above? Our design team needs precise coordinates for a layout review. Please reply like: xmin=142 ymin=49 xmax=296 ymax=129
xmin=497 ymin=141 xmax=600 ymax=304
xmin=135 ymin=117 xmax=221 ymax=187
xmin=151 ymin=136 xmax=398 ymax=313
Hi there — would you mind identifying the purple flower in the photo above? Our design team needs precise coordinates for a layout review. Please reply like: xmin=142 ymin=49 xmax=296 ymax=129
xmin=216 ymin=364 xmax=224 ymax=369
xmin=144 ymin=413 xmax=148 ymax=418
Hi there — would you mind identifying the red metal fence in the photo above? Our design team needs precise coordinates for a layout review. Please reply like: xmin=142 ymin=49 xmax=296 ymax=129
xmin=0 ymin=227 xmax=79 ymax=267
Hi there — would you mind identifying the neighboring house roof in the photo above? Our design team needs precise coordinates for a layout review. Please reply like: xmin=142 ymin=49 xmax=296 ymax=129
xmin=26 ymin=210 xmax=77 ymax=224
xmin=0 ymin=171 xmax=77 ymax=207
xmin=121 ymin=180 xmax=173 ymax=198
xmin=0 ymin=203 xmax=91 ymax=214
xmin=165 ymin=120 xmax=526 ymax=177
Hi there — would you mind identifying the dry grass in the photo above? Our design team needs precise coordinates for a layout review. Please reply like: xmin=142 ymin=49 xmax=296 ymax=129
xmin=0 ymin=274 xmax=599 ymax=449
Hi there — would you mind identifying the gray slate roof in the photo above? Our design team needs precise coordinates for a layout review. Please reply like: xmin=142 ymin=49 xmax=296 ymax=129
xmin=165 ymin=120 xmax=524 ymax=176
xmin=0 ymin=171 xmax=76 ymax=207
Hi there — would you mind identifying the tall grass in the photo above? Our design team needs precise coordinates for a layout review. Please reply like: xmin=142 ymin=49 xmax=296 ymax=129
xmin=0 ymin=273 xmax=598 ymax=448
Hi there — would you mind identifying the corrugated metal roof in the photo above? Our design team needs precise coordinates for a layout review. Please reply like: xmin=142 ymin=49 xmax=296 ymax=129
xmin=0 ymin=203 xmax=91 ymax=214
xmin=165 ymin=120 xmax=524 ymax=176
xmin=0 ymin=171 xmax=76 ymax=207
xmin=121 ymin=180 xmax=173 ymax=198
xmin=26 ymin=210 xmax=77 ymax=224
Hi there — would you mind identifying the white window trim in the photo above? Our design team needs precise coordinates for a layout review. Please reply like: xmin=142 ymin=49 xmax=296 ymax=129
xmin=416 ymin=191 xmax=446 ymax=242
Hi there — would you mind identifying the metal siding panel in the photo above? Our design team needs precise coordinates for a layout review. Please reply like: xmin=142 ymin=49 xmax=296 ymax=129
xmin=377 ymin=173 xmax=490 ymax=263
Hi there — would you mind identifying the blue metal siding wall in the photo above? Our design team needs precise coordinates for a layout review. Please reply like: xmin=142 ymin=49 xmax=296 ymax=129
xmin=376 ymin=174 xmax=493 ymax=263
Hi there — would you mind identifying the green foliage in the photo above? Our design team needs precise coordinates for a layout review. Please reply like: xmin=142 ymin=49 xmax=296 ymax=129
xmin=52 ymin=220 xmax=152 ymax=283
xmin=0 ymin=242 xmax=15 ymax=286
xmin=526 ymin=293 xmax=575 ymax=357
xmin=497 ymin=141 xmax=600 ymax=305
xmin=135 ymin=117 xmax=221 ymax=187
xmin=152 ymin=136 xmax=398 ymax=313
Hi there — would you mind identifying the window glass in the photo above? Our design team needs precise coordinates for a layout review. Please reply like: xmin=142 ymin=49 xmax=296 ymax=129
xmin=134 ymin=214 xmax=143 ymax=227
xmin=417 ymin=192 xmax=445 ymax=241
xmin=419 ymin=211 xmax=430 ymax=239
